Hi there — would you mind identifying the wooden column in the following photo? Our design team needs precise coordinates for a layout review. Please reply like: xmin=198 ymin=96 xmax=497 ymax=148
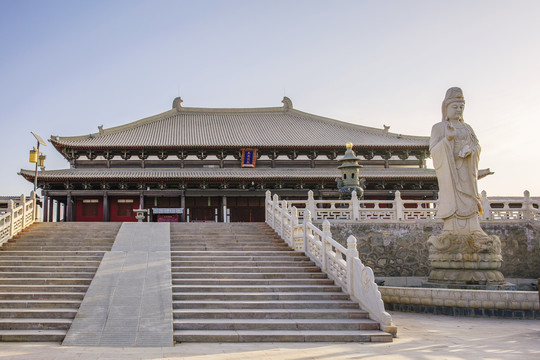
xmin=48 ymin=198 xmax=54 ymax=222
xmin=103 ymin=193 xmax=109 ymax=222
xmin=43 ymin=193 xmax=49 ymax=222
xmin=56 ymin=200 xmax=61 ymax=222
xmin=66 ymin=192 xmax=72 ymax=222
xmin=180 ymin=194 xmax=186 ymax=222
xmin=222 ymin=195 xmax=227 ymax=222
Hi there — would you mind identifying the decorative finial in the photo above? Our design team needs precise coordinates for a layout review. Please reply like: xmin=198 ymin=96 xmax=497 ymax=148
xmin=282 ymin=96 xmax=293 ymax=109
xmin=173 ymin=97 xmax=183 ymax=110
xmin=98 ymin=125 xmax=104 ymax=135
xmin=383 ymin=125 xmax=390 ymax=133
xmin=346 ymin=142 xmax=353 ymax=149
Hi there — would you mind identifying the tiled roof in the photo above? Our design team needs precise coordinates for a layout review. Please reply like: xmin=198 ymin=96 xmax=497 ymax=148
xmin=19 ymin=167 xmax=493 ymax=182
xmin=50 ymin=101 xmax=429 ymax=149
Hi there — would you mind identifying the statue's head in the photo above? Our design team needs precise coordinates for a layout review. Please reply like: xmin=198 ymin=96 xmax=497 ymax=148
xmin=442 ymin=87 xmax=465 ymax=121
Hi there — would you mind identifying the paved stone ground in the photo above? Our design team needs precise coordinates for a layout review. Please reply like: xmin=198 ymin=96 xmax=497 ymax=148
xmin=62 ymin=223 xmax=173 ymax=347
xmin=3 ymin=312 xmax=538 ymax=359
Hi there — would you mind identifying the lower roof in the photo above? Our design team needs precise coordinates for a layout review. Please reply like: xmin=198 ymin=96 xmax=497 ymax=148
xmin=19 ymin=167 xmax=493 ymax=182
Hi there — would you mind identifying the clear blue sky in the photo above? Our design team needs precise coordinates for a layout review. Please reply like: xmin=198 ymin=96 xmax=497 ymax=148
xmin=1 ymin=0 xmax=539 ymax=197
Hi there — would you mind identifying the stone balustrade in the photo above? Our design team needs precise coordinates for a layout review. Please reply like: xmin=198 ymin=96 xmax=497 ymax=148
xmin=265 ymin=191 xmax=396 ymax=334
xmin=281 ymin=190 xmax=539 ymax=223
xmin=0 ymin=193 xmax=37 ymax=246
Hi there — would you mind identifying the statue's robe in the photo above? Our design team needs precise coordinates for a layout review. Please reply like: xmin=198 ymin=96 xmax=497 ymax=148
xmin=430 ymin=120 xmax=482 ymax=221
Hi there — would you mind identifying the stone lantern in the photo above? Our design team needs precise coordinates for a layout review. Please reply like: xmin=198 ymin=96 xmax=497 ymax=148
xmin=336 ymin=143 xmax=365 ymax=200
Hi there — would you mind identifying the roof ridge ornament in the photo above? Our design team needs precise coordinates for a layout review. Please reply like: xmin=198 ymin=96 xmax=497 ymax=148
xmin=282 ymin=96 xmax=293 ymax=110
xmin=173 ymin=97 xmax=183 ymax=110
xmin=98 ymin=125 xmax=104 ymax=135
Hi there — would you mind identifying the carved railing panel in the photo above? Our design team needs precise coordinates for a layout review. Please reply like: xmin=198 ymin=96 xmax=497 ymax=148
xmin=0 ymin=194 xmax=37 ymax=246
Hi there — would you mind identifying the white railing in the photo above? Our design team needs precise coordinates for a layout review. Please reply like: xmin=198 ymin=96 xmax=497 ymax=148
xmin=276 ymin=189 xmax=539 ymax=223
xmin=0 ymin=193 xmax=37 ymax=246
xmin=265 ymin=191 xmax=396 ymax=335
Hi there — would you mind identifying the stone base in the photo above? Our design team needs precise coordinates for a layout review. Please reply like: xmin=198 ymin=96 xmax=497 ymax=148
xmin=427 ymin=268 xmax=506 ymax=286
xmin=422 ymin=280 xmax=516 ymax=291
xmin=427 ymin=229 xmax=507 ymax=287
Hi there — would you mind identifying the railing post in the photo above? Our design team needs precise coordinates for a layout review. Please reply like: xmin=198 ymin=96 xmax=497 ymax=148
xmin=291 ymin=206 xmax=298 ymax=226
xmin=346 ymin=235 xmax=359 ymax=294
xmin=265 ymin=190 xmax=271 ymax=224
xmin=20 ymin=194 xmax=26 ymax=229
xmin=302 ymin=209 xmax=311 ymax=253
xmin=7 ymin=200 xmax=14 ymax=238
xmin=281 ymin=200 xmax=287 ymax=238
xmin=523 ymin=190 xmax=533 ymax=221
xmin=321 ymin=220 xmax=331 ymax=272
xmin=291 ymin=206 xmax=298 ymax=248
xmin=307 ymin=190 xmax=316 ymax=220
xmin=394 ymin=191 xmax=403 ymax=221
xmin=351 ymin=190 xmax=360 ymax=220
xmin=481 ymin=190 xmax=490 ymax=220
xmin=272 ymin=194 xmax=279 ymax=230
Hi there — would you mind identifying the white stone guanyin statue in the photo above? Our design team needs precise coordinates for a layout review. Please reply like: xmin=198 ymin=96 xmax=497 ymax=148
xmin=429 ymin=87 xmax=483 ymax=233
xmin=426 ymin=87 xmax=506 ymax=287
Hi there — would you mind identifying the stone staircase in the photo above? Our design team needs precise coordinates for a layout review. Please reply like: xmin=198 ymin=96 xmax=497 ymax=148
xmin=171 ymin=223 xmax=392 ymax=342
xmin=0 ymin=222 xmax=121 ymax=341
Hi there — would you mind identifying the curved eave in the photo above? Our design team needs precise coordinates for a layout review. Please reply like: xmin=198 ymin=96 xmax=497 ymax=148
xmin=20 ymin=168 xmax=442 ymax=183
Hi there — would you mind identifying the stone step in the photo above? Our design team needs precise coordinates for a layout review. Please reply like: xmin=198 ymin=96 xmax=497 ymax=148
xmin=0 ymin=300 xmax=81 ymax=308
xmin=173 ymin=300 xmax=359 ymax=309
xmin=0 ymin=266 xmax=98 ymax=272
xmin=172 ymin=272 xmax=328 ymax=279
xmin=170 ymin=250 xmax=298 ymax=255
xmin=172 ymin=285 xmax=341 ymax=292
xmin=1 ymin=247 xmax=112 ymax=251
xmin=0 ymin=329 xmax=67 ymax=342
xmin=0 ymin=285 xmax=89 ymax=292
xmin=0 ymin=272 xmax=95 ymax=278
xmin=171 ymin=239 xmax=281 ymax=243
xmin=0 ymin=278 xmax=92 ymax=285
xmin=0 ymin=318 xmax=72 ymax=330
xmin=0 ymin=261 xmax=101 ymax=267
xmin=170 ymin=255 xmax=310 ymax=261
xmin=172 ymin=266 xmax=320 ymax=273
xmin=172 ymin=278 xmax=335 ymax=286
xmin=171 ymin=246 xmax=290 ymax=251
xmin=173 ymin=308 xmax=369 ymax=320
xmin=173 ymin=292 xmax=350 ymax=301
xmin=0 ymin=292 xmax=85 ymax=300
xmin=0 ymin=308 xmax=78 ymax=319
xmin=3 ymin=244 xmax=112 ymax=249
xmin=171 ymin=261 xmax=315 ymax=267
xmin=173 ymin=329 xmax=392 ymax=342
xmin=0 ymin=251 xmax=106 ymax=257
xmin=0 ymin=255 xmax=103 ymax=261
xmin=169 ymin=222 xmax=391 ymax=343
xmin=174 ymin=318 xmax=379 ymax=331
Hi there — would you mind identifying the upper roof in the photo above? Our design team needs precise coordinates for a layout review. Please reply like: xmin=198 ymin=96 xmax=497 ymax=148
xmin=50 ymin=97 xmax=430 ymax=150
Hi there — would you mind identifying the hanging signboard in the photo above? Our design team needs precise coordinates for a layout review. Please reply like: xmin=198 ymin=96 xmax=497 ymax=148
xmin=241 ymin=148 xmax=257 ymax=168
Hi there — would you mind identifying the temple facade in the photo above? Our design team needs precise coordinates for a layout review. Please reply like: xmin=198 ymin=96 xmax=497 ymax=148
xmin=20 ymin=97 xmax=491 ymax=222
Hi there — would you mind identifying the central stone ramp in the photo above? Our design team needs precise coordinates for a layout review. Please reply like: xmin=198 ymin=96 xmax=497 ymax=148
xmin=63 ymin=223 xmax=173 ymax=347
xmin=171 ymin=223 xmax=392 ymax=342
